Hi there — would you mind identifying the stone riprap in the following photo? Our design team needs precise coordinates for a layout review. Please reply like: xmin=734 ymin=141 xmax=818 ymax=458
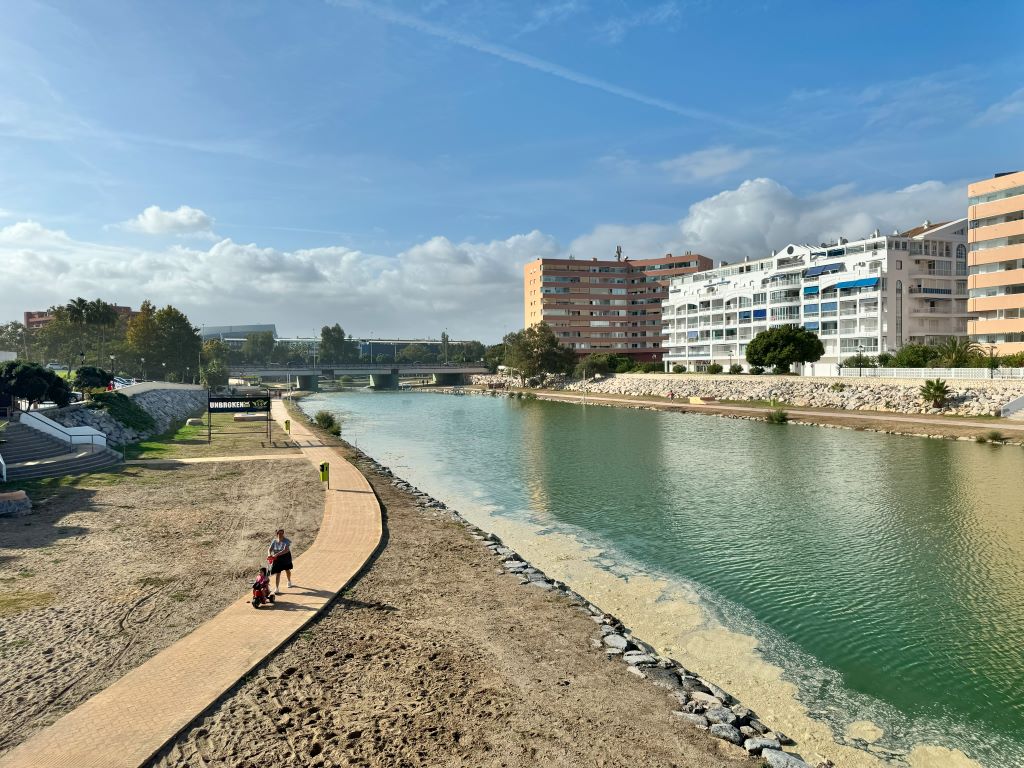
xmin=473 ymin=373 xmax=1024 ymax=418
xmin=49 ymin=388 xmax=207 ymax=445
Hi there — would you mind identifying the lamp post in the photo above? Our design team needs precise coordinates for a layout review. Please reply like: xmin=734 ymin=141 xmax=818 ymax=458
xmin=109 ymin=354 xmax=115 ymax=377
xmin=186 ymin=366 xmax=191 ymax=384
xmin=140 ymin=357 xmax=146 ymax=380
xmin=988 ymin=344 xmax=997 ymax=379
xmin=161 ymin=361 xmax=166 ymax=381
xmin=728 ymin=350 xmax=734 ymax=373
xmin=857 ymin=344 xmax=865 ymax=377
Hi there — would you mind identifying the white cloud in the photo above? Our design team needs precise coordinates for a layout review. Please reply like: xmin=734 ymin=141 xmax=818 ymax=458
xmin=569 ymin=177 xmax=966 ymax=265
xmin=973 ymin=86 xmax=1024 ymax=125
xmin=0 ymin=221 xmax=557 ymax=341
xmin=518 ymin=1 xmax=585 ymax=35
xmin=658 ymin=145 xmax=757 ymax=182
xmin=119 ymin=205 xmax=215 ymax=236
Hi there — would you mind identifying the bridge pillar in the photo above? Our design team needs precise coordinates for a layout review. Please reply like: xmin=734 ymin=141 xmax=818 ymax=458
xmin=296 ymin=374 xmax=318 ymax=391
xmin=431 ymin=372 xmax=466 ymax=386
xmin=370 ymin=369 xmax=399 ymax=390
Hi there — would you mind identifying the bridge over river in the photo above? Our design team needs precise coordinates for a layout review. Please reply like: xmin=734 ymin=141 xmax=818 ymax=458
xmin=228 ymin=363 xmax=487 ymax=390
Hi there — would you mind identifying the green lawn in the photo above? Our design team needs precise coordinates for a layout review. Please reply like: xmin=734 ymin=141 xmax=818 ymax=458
xmin=124 ymin=411 xmax=298 ymax=460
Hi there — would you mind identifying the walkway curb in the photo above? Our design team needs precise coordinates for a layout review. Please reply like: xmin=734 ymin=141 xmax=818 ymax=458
xmin=0 ymin=401 xmax=383 ymax=768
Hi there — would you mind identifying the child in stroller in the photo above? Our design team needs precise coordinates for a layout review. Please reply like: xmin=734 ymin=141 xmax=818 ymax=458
xmin=251 ymin=565 xmax=275 ymax=608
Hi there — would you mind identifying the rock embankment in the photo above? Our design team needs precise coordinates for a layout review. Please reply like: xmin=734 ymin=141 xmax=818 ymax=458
xmin=50 ymin=388 xmax=207 ymax=444
xmin=474 ymin=373 xmax=1024 ymax=418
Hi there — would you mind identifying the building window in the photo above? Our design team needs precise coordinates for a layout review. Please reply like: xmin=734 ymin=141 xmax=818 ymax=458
xmin=895 ymin=260 xmax=902 ymax=270
xmin=957 ymin=244 xmax=966 ymax=260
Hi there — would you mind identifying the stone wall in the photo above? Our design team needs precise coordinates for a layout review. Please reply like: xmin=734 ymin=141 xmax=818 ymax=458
xmin=48 ymin=388 xmax=207 ymax=445
xmin=0 ymin=491 xmax=32 ymax=518
xmin=473 ymin=373 xmax=1024 ymax=417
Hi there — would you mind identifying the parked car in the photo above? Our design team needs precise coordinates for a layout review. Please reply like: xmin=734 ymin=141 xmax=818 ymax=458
xmin=69 ymin=391 xmax=85 ymax=402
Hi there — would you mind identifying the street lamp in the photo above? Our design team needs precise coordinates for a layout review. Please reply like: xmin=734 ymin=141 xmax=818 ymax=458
xmin=857 ymin=344 xmax=865 ymax=377
xmin=109 ymin=354 xmax=115 ymax=376
xmin=161 ymin=361 xmax=166 ymax=381
xmin=140 ymin=357 xmax=146 ymax=380
xmin=988 ymin=344 xmax=998 ymax=379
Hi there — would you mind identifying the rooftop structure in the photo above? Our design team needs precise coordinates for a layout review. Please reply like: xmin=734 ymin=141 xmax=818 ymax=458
xmin=524 ymin=250 xmax=713 ymax=361
xmin=967 ymin=171 xmax=1024 ymax=355
xmin=662 ymin=221 xmax=969 ymax=372
xmin=200 ymin=324 xmax=278 ymax=340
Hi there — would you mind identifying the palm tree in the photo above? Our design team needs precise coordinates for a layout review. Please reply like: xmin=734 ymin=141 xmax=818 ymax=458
xmin=87 ymin=299 xmax=119 ymax=365
xmin=63 ymin=297 xmax=90 ymax=369
xmin=934 ymin=336 xmax=981 ymax=368
xmin=920 ymin=378 xmax=950 ymax=408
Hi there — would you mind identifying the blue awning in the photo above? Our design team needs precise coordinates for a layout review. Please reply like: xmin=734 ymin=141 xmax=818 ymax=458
xmin=738 ymin=310 xmax=752 ymax=320
xmin=804 ymin=303 xmax=819 ymax=313
xmin=804 ymin=321 xmax=820 ymax=330
xmin=752 ymin=308 xmax=767 ymax=320
xmin=835 ymin=276 xmax=879 ymax=290
xmin=803 ymin=285 xmax=819 ymax=295
xmin=687 ymin=331 xmax=699 ymax=339
xmin=820 ymin=301 xmax=838 ymax=311
xmin=805 ymin=263 xmax=843 ymax=278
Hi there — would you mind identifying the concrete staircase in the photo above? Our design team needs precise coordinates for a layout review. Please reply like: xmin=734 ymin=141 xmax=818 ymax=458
xmin=0 ymin=421 xmax=122 ymax=482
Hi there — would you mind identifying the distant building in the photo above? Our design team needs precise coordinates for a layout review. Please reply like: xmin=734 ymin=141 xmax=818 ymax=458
xmin=356 ymin=338 xmax=478 ymax=362
xmin=967 ymin=171 xmax=1024 ymax=355
xmin=523 ymin=250 xmax=713 ymax=361
xmin=662 ymin=221 xmax=968 ymax=372
xmin=0 ymin=350 xmax=16 ymax=362
xmin=24 ymin=304 xmax=137 ymax=331
xmin=200 ymin=324 xmax=278 ymax=350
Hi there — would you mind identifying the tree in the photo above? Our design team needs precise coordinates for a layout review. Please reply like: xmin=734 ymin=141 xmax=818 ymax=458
xmin=126 ymin=300 xmax=160 ymax=372
xmin=889 ymin=343 xmax=940 ymax=368
xmin=73 ymin=366 xmax=112 ymax=391
xmin=153 ymin=305 xmax=202 ymax=381
xmin=484 ymin=343 xmax=506 ymax=373
xmin=0 ymin=361 xmax=71 ymax=408
xmin=745 ymin=326 xmax=824 ymax=371
xmin=201 ymin=359 xmax=229 ymax=388
xmin=920 ymin=379 xmax=949 ymax=408
xmin=397 ymin=343 xmax=433 ymax=363
xmin=0 ymin=322 xmax=29 ymax=359
xmin=320 ymin=324 xmax=352 ymax=363
xmin=440 ymin=331 xmax=450 ymax=364
xmin=502 ymin=323 xmax=576 ymax=381
xmin=841 ymin=353 xmax=876 ymax=369
xmin=241 ymin=331 xmax=276 ymax=364
xmin=201 ymin=339 xmax=231 ymax=366
xmin=934 ymin=336 xmax=982 ymax=368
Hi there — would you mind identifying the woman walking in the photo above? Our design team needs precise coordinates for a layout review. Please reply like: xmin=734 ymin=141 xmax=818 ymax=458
xmin=268 ymin=528 xmax=293 ymax=594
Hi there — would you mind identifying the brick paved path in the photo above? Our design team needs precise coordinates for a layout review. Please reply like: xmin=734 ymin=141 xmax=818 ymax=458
xmin=0 ymin=400 xmax=382 ymax=768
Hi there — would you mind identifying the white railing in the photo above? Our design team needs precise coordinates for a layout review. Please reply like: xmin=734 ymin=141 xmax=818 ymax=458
xmin=20 ymin=410 xmax=107 ymax=447
xmin=837 ymin=367 xmax=1024 ymax=380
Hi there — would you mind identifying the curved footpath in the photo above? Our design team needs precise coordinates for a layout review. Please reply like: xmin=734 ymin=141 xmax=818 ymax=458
xmin=0 ymin=400 xmax=383 ymax=768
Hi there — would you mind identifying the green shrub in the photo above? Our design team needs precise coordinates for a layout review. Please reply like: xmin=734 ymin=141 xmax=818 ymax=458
xmin=985 ymin=430 xmax=1006 ymax=444
xmin=749 ymin=366 xmax=764 ymax=375
xmin=632 ymin=362 xmax=660 ymax=373
xmin=765 ymin=408 xmax=789 ymax=424
xmin=729 ymin=364 xmax=743 ymax=375
xmin=829 ymin=382 xmax=847 ymax=392
xmin=88 ymin=391 xmax=157 ymax=432
xmin=975 ymin=434 xmax=989 ymax=444
xmin=313 ymin=410 xmax=341 ymax=436
xmin=339 ymin=375 xmax=354 ymax=385
xmin=671 ymin=364 xmax=687 ymax=374
xmin=919 ymin=379 xmax=949 ymax=407
xmin=706 ymin=363 xmax=723 ymax=375
xmin=771 ymin=365 xmax=793 ymax=375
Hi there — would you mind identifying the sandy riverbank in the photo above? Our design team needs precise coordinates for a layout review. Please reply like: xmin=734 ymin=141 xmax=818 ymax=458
xmin=149 ymin=424 xmax=752 ymax=768
xmin=0 ymin=458 xmax=323 ymax=756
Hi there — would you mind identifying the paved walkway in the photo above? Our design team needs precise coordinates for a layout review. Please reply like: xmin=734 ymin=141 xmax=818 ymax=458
xmin=0 ymin=400 xmax=382 ymax=768
xmin=538 ymin=391 xmax=1024 ymax=432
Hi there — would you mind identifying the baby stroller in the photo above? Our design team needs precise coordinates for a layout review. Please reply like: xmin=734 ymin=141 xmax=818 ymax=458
xmin=251 ymin=564 xmax=276 ymax=609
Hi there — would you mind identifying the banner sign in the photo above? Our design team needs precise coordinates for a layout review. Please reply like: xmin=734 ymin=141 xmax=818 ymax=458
xmin=208 ymin=396 xmax=270 ymax=413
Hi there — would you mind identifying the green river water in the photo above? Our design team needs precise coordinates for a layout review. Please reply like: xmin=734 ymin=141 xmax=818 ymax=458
xmin=300 ymin=391 xmax=1024 ymax=767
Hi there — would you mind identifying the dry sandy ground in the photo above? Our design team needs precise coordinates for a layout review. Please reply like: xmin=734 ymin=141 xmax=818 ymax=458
xmin=0 ymin=460 xmax=323 ymax=755
xmin=150 ymin=444 xmax=749 ymax=768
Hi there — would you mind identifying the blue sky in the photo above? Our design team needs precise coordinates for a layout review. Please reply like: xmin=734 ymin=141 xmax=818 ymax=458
xmin=2 ymin=0 xmax=1022 ymax=340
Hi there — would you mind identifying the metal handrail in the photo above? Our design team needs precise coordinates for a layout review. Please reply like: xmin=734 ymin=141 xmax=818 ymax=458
xmin=20 ymin=410 xmax=100 ymax=446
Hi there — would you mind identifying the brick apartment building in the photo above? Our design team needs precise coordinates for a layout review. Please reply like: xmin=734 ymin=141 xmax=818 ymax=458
xmin=24 ymin=304 xmax=138 ymax=331
xmin=524 ymin=249 xmax=712 ymax=361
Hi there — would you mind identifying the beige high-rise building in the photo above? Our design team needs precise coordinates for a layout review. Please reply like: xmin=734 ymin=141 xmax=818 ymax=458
xmin=524 ymin=251 xmax=712 ymax=361
xmin=967 ymin=171 xmax=1024 ymax=355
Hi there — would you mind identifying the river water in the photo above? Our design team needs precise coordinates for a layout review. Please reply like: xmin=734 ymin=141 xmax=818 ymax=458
xmin=300 ymin=391 xmax=1024 ymax=767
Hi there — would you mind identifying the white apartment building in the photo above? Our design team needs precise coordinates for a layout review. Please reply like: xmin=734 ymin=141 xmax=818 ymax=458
xmin=662 ymin=220 xmax=969 ymax=372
